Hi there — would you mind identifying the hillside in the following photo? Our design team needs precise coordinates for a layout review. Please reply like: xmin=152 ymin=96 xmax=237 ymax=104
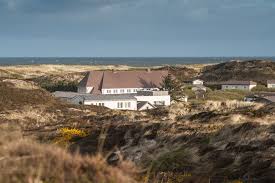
xmin=1 ymin=77 xmax=275 ymax=182
xmin=200 ymin=60 xmax=275 ymax=83
xmin=2 ymin=65 xmax=275 ymax=182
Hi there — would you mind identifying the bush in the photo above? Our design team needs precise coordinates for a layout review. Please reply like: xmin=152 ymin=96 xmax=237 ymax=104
xmin=55 ymin=127 xmax=87 ymax=147
xmin=252 ymin=84 xmax=275 ymax=92
xmin=205 ymin=90 xmax=250 ymax=101
xmin=41 ymin=80 xmax=78 ymax=92
xmin=32 ymin=77 xmax=78 ymax=92
xmin=150 ymin=148 xmax=191 ymax=173
xmin=147 ymin=107 xmax=169 ymax=118
xmin=0 ymin=125 xmax=138 ymax=183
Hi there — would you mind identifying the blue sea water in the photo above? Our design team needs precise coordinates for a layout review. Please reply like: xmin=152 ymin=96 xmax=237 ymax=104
xmin=0 ymin=57 xmax=274 ymax=66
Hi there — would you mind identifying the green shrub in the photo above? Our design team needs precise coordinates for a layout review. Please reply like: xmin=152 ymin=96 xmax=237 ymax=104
xmin=151 ymin=148 xmax=190 ymax=172
xmin=252 ymin=84 xmax=275 ymax=92
xmin=32 ymin=77 xmax=78 ymax=92
xmin=205 ymin=90 xmax=250 ymax=101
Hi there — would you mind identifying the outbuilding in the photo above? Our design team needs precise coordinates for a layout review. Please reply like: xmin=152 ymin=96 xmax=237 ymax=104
xmin=267 ymin=80 xmax=275 ymax=88
xmin=192 ymin=79 xmax=204 ymax=86
xmin=221 ymin=80 xmax=257 ymax=91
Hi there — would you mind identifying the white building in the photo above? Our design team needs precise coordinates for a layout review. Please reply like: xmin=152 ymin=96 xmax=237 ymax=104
xmin=267 ymin=80 xmax=275 ymax=88
xmin=53 ymin=70 xmax=173 ymax=111
xmin=221 ymin=81 xmax=257 ymax=91
xmin=53 ymin=90 xmax=171 ymax=111
xmin=83 ymin=95 xmax=137 ymax=110
xmin=193 ymin=79 xmax=204 ymax=86
xmin=53 ymin=92 xmax=137 ymax=110
xmin=78 ymin=70 xmax=168 ymax=95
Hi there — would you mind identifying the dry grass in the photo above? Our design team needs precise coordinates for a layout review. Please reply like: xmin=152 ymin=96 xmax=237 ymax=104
xmin=1 ymin=106 xmax=57 ymax=127
xmin=204 ymin=100 xmax=259 ymax=111
xmin=2 ymin=79 xmax=40 ymax=90
xmin=0 ymin=65 xmax=146 ymax=79
xmin=0 ymin=81 xmax=56 ymax=111
xmin=0 ymin=64 xmax=210 ymax=79
xmin=0 ymin=125 xmax=138 ymax=183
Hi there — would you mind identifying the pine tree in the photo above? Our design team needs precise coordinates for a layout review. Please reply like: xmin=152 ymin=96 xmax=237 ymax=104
xmin=161 ymin=73 xmax=183 ymax=101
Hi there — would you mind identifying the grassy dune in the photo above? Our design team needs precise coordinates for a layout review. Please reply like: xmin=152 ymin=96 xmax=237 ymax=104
xmin=1 ymin=62 xmax=275 ymax=182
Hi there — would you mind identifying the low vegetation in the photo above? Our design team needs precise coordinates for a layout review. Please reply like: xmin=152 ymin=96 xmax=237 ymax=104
xmin=252 ymin=84 xmax=275 ymax=92
xmin=200 ymin=60 xmax=275 ymax=83
xmin=0 ymin=125 xmax=138 ymax=183
xmin=1 ymin=61 xmax=275 ymax=183
xmin=205 ymin=89 xmax=250 ymax=101
xmin=31 ymin=76 xmax=79 ymax=92
xmin=55 ymin=127 xmax=88 ymax=147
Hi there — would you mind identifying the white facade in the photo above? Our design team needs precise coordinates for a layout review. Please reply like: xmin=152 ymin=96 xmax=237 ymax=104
xmin=193 ymin=79 xmax=204 ymax=85
xmin=267 ymin=83 xmax=275 ymax=88
xmin=101 ymin=88 xmax=159 ymax=95
xmin=134 ymin=95 xmax=171 ymax=106
xmin=222 ymin=84 xmax=256 ymax=91
xmin=84 ymin=99 xmax=137 ymax=110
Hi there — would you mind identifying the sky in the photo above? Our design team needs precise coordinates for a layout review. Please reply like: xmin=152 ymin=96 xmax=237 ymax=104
xmin=0 ymin=0 xmax=275 ymax=57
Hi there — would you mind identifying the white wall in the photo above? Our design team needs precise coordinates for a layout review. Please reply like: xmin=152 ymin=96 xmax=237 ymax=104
xmin=193 ymin=80 xmax=204 ymax=85
xmin=267 ymin=84 xmax=275 ymax=88
xmin=78 ymin=87 xmax=93 ymax=94
xmin=101 ymin=88 xmax=159 ymax=95
xmin=135 ymin=95 xmax=171 ymax=106
xmin=222 ymin=84 xmax=256 ymax=91
xmin=84 ymin=99 xmax=137 ymax=110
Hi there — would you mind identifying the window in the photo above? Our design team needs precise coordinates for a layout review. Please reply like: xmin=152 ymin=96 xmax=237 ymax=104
xmin=107 ymin=90 xmax=111 ymax=94
xmin=127 ymin=89 xmax=131 ymax=93
xmin=133 ymin=89 xmax=137 ymax=92
xmin=98 ymin=103 xmax=104 ymax=106
xmin=114 ymin=89 xmax=118 ymax=94
xmin=120 ymin=89 xmax=125 ymax=93
xmin=125 ymin=102 xmax=131 ymax=108
xmin=117 ymin=102 xmax=123 ymax=108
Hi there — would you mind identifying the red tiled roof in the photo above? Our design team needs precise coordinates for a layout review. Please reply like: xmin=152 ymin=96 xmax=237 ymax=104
xmin=78 ymin=71 xmax=104 ymax=94
xmin=78 ymin=70 xmax=168 ymax=94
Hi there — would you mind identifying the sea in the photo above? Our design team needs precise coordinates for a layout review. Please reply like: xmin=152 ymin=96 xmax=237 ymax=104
xmin=0 ymin=57 xmax=275 ymax=66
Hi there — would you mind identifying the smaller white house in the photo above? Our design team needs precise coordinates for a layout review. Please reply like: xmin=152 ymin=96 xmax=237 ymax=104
xmin=267 ymin=80 xmax=275 ymax=88
xmin=193 ymin=79 xmax=204 ymax=86
xmin=134 ymin=90 xmax=171 ymax=106
xmin=221 ymin=81 xmax=257 ymax=91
